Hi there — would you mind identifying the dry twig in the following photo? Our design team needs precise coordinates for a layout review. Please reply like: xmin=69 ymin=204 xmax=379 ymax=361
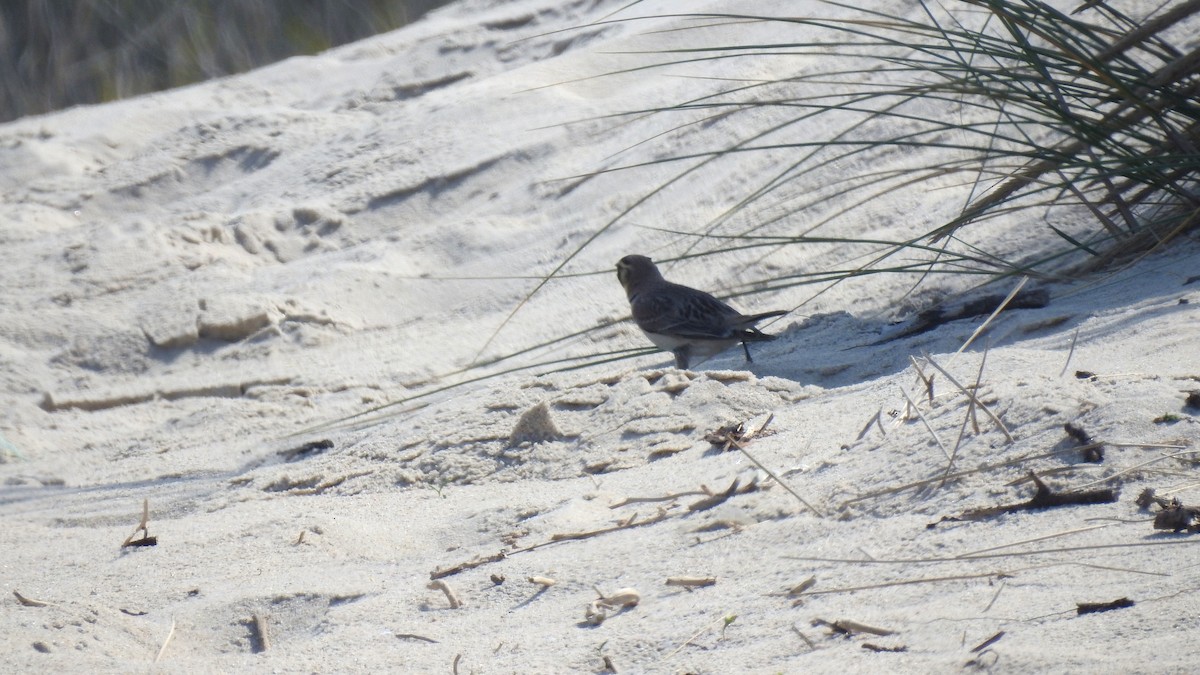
xmin=12 ymin=590 xmax=52 ymax=607
xmin=812 ymin=618 xmax=896 ymax=637
xmin=932 ymin=472 xmax=1117 ymax=524
xmin=122 ymin=499 xmax=157 ymax=548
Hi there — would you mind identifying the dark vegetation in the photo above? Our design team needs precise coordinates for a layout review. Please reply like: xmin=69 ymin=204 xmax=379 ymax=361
xmin=0 ymin=0 xmax=452 ymax=123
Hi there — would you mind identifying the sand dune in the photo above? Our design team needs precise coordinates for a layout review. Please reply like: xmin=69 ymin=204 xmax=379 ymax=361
xmin=2 ymin=0 xmax=1198 ymax=672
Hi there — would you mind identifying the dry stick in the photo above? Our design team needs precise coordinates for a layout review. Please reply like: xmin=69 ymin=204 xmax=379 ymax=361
xmin=1108 ymin=441 xmax=1191 ymax=449
xmin=857 ymin=409 xmax=884 ymax=440
xmin=940 ymin=343 xmax=988 ymax=480
xmin=789 ymin=538 xmax=1200 ymax=565
xmin=428 ymin=580 xmax=462 ymax=609
xmin=982 ymin=582 xmax=1006 ymax=613
xmin=549 ymin=510 xmax=671 ymax=542
xmin=956 ymin=276 xmax=1029 ymax=355
xmin=154 ymin=619 xmax=176 ymax=664
xmin=942 ymin=345 xmax=993 ymax=482
xmin=1072 ymin=449 xmax=1200 ymax=490
xmin=610 ymin=489 xmax=709 ymax=508
xmin=792 ymin=624 xmax=817 ymax=651
xmin=840 ymin=448 xmax=1075 ymax=508
xmin=122 ymin=498 xmax=154 ymax=548
xmin=688 ymin=479 xmax=742 ymax=512
xmin=662 ymin=613 xmax=731 ymax=661
xmin=899 ymin=386 xmax=950 ymax=461
xmin=921 ymin=352 xmax=1013 ymax=443
xmin=395 ymin=633 xmax=439 ymax=644
xmin=813 ymin=618 xmax=895 ymax=637
xmin=1004 ymin=465 xmax=1091 ymax=484
xmin=909 ymin=355 xmax=935 ymax=404
xmin=251 ymin=614 xmax=270 ymax=652
xmin=972 ymin=631 xmax=1005 ymax=653
xmin=730 ymin=415 xmax=823 ymax=517
xmin=956 ymin=524 xmax=1112 ymax=558
xmin=1063 ymin=562 xmax=1169 ymax=578
xmin=1059 ymin=327 xmax=1082 ymax=377
xmin=950 ymin=473 xmax=1117 ymax=521
xmin=737 ymin=443 xmax=823 ymax=517
xmin=666 ymin=576 xmax=717 ymax=588
xmin=430 ymin=509 xmax=674 ymax=579
xmin=12 ymin=591 xmax=51 ymax=607
xmin=789 ymin=576 xmax=818 ymax=596
xmin=1159 ymin=479 xmax=1200 ymax=497
xmin=795 ymin=571 xmax=1006 ymax=598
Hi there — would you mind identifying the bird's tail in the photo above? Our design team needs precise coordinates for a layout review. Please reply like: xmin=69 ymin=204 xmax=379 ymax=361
xmin=742 ymin=309 xmax=788 ymax=324
xmin=736 ymin=309 xmax=787 ymax=343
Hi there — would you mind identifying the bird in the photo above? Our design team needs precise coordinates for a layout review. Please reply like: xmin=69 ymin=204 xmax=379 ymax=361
xmin=615 ymin=254 xmax=786 ymax=370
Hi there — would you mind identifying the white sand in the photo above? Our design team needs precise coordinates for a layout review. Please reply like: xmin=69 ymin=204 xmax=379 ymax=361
xmin=2 ymin=0 xmax=1199 ymax=672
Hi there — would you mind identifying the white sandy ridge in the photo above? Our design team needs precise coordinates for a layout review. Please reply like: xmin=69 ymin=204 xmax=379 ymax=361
xmin=1 ymin=0 xmax=1198 ymax=672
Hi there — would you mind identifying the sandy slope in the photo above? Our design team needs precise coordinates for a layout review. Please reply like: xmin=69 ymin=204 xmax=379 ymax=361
xmin=2 ymin=0 xmax=1199 ymax=672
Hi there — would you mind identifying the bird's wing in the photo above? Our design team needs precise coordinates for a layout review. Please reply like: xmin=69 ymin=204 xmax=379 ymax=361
xmin=631 ymin=286 xmax=743 ymax=340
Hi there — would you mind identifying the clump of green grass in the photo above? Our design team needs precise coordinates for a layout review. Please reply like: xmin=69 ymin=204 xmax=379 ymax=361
xmin=585 ymin=1 xmax=1200 ymax=291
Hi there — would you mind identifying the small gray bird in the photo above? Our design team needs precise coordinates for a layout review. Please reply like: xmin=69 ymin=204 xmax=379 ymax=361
xmin=616 ymin=254 xmax=786 ymax=369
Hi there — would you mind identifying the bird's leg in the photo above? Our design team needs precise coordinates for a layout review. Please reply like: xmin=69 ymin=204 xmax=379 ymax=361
xmin=673 ymin=346 xmax=691 ymax=370
xmin=741 ymin=341 xmax=754 ymax=363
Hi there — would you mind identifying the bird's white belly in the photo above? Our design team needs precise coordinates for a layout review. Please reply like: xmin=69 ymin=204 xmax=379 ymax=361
xmin=642 ymin=330 xmax=737 ymax=359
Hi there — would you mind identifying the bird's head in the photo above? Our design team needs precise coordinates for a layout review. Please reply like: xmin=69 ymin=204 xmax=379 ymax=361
xmin=615 ymin=254 xmax=663 ymax=297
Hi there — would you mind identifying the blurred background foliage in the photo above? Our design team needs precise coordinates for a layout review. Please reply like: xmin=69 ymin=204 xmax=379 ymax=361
xmin=0 ymin=0 xmax=453 ymax=123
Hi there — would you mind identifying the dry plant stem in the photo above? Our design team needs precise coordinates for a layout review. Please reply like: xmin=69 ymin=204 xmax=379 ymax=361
xmin=549 ymin=509 xmax=671 ymax=542
xmin=1076 ymin=597 xmax=1135 ymax=615
xmin=596 ymin=588 xmax=641 ymax=608
xmin=1098 ymin=0 xmax=1200 ymax=61
xmin=957 ymin=276 xmax=1029 ymax=355
xmin=792 ymin=624 xmax=817 ymax=651
xmin=730 ymin=416 xmax=823 ymax=517
xmin=1005 ymin=466 xmax=1088 ymax=484
xmin=395 ymin=633 xmax=439 ymax=643
xmin=431 ymin=509 xmax=673 ymax=579
xmin=813 ymin=618 xmax=895 ymax=637
xmin=982 ymin=582 xmax=1006 ymax=613
xmin=1059 ymin=327 xmax=1081 ymax=377
xmin=428 ymin=580 xmax=462 ymax=609
xmin=251 ymin=613 xmax=270 ymax=652
xmin=957 ymin=524 xmax=1111 ymax=558
xmin=909 ymin=356 xmax=935 ymax=404
xmin=899 ymin=386 xmax=950 ymax=460
xmin=795 ymin=571 xmax=1005 ymax=598
xmin=1072 ymin=449 xmax=1200 ymax=490
xmin=1108 ymin=442 xmax=1190 ymax=450
xmin=662 ymin=613 xmax=731 ymax=661
xmin=942 ymin=346 xmax=993 ymax=483
xmin=921 ymin=353 xmax=1013 ymax=443
xmin=154 ymin=619 xmax=175 ymax=664
xmin=736 ymin=442 xmax=823 ymax=517
xmin=610 ymin=489 xmax=709 ymax=508
xmin=788 ymin=576 xmax=817 ymax=596
xmin=950 ymin=473 xmax=1117 ymax=521
xmin=688 ymin=478 xmax=741 ymax=512
xmin=857 ymin=409 xmax=884 ymax=440
xmin=790 ymin=538 xmax=1200 ymax=565
xmin=972 ymin=631 xmax=1005 ymax=653
xmin=122 ymin=498 xmax=155 ymax=547
xmin=666 ymin=576 xmax=717 ymax=588
xmin=12 ymin=590 xmax=52 ymax=607
xmin=841 ymin=448 xmax=1075 ymax=507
